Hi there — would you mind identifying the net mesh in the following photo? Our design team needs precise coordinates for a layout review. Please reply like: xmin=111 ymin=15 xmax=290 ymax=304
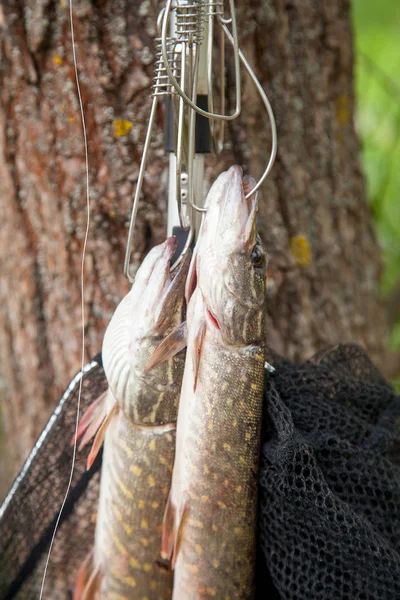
xmin=0 ymin=344 xmax=399 ymax=598
xmin=0 ymin=355 xmax=107 ymax=599
xmin=258 ymin=344 xmax=400 ymax=599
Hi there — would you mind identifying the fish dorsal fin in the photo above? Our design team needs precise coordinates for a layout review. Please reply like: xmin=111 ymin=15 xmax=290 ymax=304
xmin=145 ymin=321 xmax=188 ymax=373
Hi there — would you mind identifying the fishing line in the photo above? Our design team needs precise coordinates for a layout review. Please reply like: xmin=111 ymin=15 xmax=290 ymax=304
xmin=39 ymin=0 xmax=90 ymax=596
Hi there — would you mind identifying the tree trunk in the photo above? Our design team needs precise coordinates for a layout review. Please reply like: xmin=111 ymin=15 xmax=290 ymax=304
xmin=0 ymin=0 xmax=387 ymax=495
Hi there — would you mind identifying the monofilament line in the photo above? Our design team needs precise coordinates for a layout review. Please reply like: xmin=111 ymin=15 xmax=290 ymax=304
xmin=39 ymin=0 xmax=90 ymax=596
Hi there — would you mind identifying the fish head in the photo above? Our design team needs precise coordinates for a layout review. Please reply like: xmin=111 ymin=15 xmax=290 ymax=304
xmin=133 ymin=237 xmax=191 ymax=337
xmin=190 ymin=165 xmax=267 ymax=346
xmin=102 ymin=237 xmax=190 ymax=421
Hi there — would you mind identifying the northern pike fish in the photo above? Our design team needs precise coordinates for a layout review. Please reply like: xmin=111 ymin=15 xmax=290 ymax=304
xmin=75 ymin=237 xmax=190 ymax=599
xmin=155 ymin=166 xmax=267 ymax=598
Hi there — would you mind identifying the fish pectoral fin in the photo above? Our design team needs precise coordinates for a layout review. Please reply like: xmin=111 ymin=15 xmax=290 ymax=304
xmin=74 ymin=551 xmax=103 ymax=600
xmin=161 ymin=492 xmax=189 ymax=569
xmin=161 ymin=491 xmax=175 ymax=561
xmin=72 ymin=390 xmax=108 ymax=448
xmin=81 ymin=568 xmax=102 ymax=600
xmin=171 ymin=495 xmax=189 ymax=569
xmin=192 ymin=319 xmax=206 ymax=393
xmin=145 ymin=321 xmax=188 ymax=373
xmin=86 ymin=399 xmax=118 ymax=470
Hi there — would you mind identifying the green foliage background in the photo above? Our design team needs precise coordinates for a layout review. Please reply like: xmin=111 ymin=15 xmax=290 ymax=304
xmin=353 ymin=0 xmax=400 ymax=354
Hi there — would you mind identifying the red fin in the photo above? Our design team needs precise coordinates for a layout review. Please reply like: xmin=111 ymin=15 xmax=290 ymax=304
xmin=74 ymin=551 xmax=103 ymax=600
xmin=78 ymin=418 xmax=103 ymax=453
xmin=72 ymin=390 xmax=108 ymax=448
xmin=74 ymin=551 xmax=91 ymax=600
xmin=161 ymin=492 xmax=189 ymax=569
xmin=86 ymin=401 xmax=118 ymax=470
xmin=145 ymin=322 xmax=188 ymax=373
xmin=161 ymin=491 xmax=175 ymax=561
xmin=192 ymin=320 xmax=206 ymax=392
xmin=171 ymin=496 xmax=189 ymax=569
xmin=81 ymin=568 xmax=102 ymax=600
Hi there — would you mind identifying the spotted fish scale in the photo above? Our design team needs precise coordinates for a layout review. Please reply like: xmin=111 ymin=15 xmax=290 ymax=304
xmin=171 ymin=290 xmax=265 ymax=598
xmin=75 ymin=238 xmax=190 ymax=600
xmin=96 ymin=416 xmax=176 ymax=599
xmin=162 ymin=167 xmax=267 ymax=599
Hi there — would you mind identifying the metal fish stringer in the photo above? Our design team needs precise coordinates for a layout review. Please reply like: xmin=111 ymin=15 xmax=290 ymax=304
xmin=123 ymin=0 xmax=278 ymax=282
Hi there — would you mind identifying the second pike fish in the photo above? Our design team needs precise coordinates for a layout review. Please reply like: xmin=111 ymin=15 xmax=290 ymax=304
xmin=74 ymin=237 xmax=190 ymax=599
xmin=153 ymin=166 xmax=267 ymax=599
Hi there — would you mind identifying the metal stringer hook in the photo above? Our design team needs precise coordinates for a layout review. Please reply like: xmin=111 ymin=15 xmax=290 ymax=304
xmin=123 ymin=0 xmax=278 ymax=281
xmin=123 ymin=9 xmax=181 ymax=282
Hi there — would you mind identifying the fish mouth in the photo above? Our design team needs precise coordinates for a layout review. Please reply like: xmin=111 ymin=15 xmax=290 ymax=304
xmin=161 ymin=248 xmax=191 ymax=300
xmin=146 ymin=236 xmax=178 ymax=303
xmin=134 ymin=236 xmax=178 ymax=326
xmin=184 ymin=165 xmax=258 ymax=318
xmin=154 ymin=246 xmax=192 ymax=330
xmin=159 ymin=236 xmax=178 ymax=293
xmin=218 ymin=166 xmax=257 ymax=244
xmin=184 ymin=167 xmax=247 ymax=303
xmin=185 ymin=257 xmax=197 ymax=304
xmin=165 ymin=235 xmax=178 ymax=256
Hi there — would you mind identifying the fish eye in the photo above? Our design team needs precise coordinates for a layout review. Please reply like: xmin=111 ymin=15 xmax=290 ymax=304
xmin=251 ymin=245 xmax=265 ymax=267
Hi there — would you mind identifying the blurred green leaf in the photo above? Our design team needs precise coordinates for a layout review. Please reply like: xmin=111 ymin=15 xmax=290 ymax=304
xmin=353 ymin=0 xmax=400 ymax=356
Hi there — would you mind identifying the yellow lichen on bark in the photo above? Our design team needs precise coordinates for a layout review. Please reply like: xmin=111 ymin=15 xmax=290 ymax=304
xmin=290 ymin=235 xmax=312 ymax=267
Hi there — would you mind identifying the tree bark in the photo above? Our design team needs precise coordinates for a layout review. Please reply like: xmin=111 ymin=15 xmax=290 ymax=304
xmin=0 ymin=0 xmax=387 ymax=494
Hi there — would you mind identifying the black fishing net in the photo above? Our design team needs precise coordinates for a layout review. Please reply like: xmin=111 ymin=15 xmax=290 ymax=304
xmin=0 ymin=355 xmax=107 ymax=600
xmin=258 ymin=344 xmax=400 ymax=600
xmin=0 ymin=344 xmax=399 ymax=599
